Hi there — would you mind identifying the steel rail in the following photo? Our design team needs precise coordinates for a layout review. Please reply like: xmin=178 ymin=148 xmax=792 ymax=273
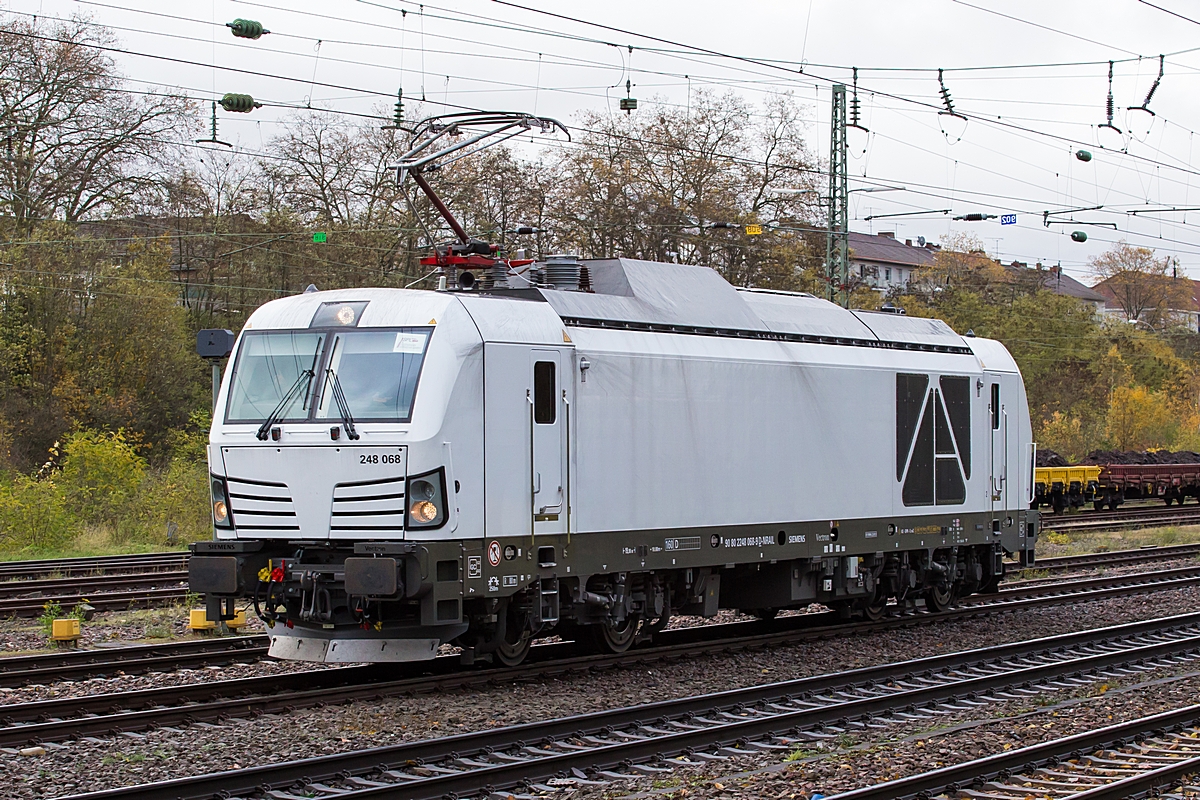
xmin=54 ymin=614 xmax=1200 ymax=800
xmin=1008 ymin=542 xmax=1200 ymax=574
xmin=0 ymin=586 xmax=190 ymax=617
xmin=11 ymin=568 xmax=1200 ymax=750
xmin=1 ymin=562 xmax=1197 ymax=689
xmin=825 ymin=705 xmax=1200 ymax=800
xmin=0 ymin=636 xmax=269 ymax=687
xmin=0 ymin=552 xmax=187 ymax=580
xmin=0 ymin=570 xmax=189 ymax=598
xmin=1046 ymin=505 xmax=1200 ymax=533
xmin=982 ymin=564 xmax=1200 ymax=601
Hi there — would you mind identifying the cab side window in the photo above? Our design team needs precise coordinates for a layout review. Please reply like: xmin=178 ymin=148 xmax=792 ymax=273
xmin=534 ymin=361 xmax=556 ymax=424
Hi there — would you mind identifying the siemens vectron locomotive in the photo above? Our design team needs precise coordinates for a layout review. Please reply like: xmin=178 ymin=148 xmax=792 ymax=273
xmin=189 ymin=113 xmax=1038 ymax=666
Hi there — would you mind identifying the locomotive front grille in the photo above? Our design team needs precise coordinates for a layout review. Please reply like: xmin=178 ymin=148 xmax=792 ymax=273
xmin=226 ymin=477 xmax=300 ymax=533
xmin=331 ymin=476 xmax=407 ymax=535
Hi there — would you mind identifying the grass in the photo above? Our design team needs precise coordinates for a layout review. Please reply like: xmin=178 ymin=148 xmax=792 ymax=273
xmin=1034 ymin=523 xmax=1200 ymax=557
xmin=0 ymin=525 xmax=189 ymax=562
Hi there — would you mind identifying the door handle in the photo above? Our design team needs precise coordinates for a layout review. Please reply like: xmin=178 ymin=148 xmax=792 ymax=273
xmin=533 ymin=471 xmax=541 ymax=493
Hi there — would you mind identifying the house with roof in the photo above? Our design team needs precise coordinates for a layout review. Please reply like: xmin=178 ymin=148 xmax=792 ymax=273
xmin=848 ymin=231 xmax=937 ymax=293
xmin=1090 ymin=274 xmax=1200 ymax=331
xmin=1037 ymin=266 xmax=1109 ymax=312
xmin=1002 ymin=263 xmax=1109 ymax=313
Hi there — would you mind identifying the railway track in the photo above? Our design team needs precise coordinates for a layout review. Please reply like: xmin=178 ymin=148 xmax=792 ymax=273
xmin=0 ymin=551 xmax=187 ymax=581
xmin=1008 ymin=541 xmax=1200 ymax=575
xmin=0 ymin=584 xmax=190 ymax=618
xmin=7 ymin=565 xmax=1200 ymax=750
xmin=56 ymin=610 xmax=1200 ymax=800
xmin=829 ymin=704 xmax=1200 ymax=800
xmin=0 ymin=636 xmax=267 ymax=687
xmin=0 ymin=562 xmax=1194 ymax=689
xmin=0 ymin=551 xmax=190 ymax=617
xmin=1044 ymin=503 xmax=1200 ymax=533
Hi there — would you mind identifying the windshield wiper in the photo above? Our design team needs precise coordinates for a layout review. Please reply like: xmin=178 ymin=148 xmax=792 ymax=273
xmin=255 ymin=369 xmax=315 ymax=441
xmin=324 ymin=368 xmax=360 ymax=440
xmin=255 ymin=338 xmax=323 ymax=441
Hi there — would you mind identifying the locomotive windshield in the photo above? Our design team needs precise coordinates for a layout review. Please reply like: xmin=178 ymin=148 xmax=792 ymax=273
xmin=314 ymin=329 xmax=429 ymax=422
xmin=225 ymin=332 xmax=325 ymax=423
xmin=225 ymin=328 xmax=430 ymax=424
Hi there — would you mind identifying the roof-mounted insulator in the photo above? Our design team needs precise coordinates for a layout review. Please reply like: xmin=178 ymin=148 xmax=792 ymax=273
xmin=1128 ymin=54 xmax=1164 ymax=117
xmin=937 ymin=68 xmax=964 ymax=120
xmin=620 ymin=79 xmax=637 ymax=113
xmin=1101 ymin=61 xmax=1122 ymax=134
xmin=227 ymin=19 xmax=269 ymax=39
xmin=220 ymin=93 xmax=262 ymax=113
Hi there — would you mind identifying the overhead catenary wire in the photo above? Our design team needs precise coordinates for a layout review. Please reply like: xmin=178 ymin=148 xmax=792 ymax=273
xmin=7 ymin=4 xmax=1200 ymax=272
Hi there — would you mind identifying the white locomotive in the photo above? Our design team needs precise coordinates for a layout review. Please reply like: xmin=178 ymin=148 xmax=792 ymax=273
xmin=189 ymin=114 xmax=1038 ymax=665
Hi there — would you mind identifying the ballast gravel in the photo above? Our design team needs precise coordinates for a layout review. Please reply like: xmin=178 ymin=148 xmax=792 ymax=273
xmin=568 ymin=663 xmax=1200 ymax=800
xmin=2 ymin=584 xmax=1200 ymax=798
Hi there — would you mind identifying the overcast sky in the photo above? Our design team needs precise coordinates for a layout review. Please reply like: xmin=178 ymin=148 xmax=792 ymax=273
xmin=9 ymin=0 xmax=1200 ymax=283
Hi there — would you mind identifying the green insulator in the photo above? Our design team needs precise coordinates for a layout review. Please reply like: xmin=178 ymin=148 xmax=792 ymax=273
xmin=220 ymin=93 xmax=261 ymax=113
xmin=1075 ymin=149 xmax=1092 ymax=162
xmin=227 ymin=19 xmax=268 ymax=39
xmin=1071 ymin=230 xmax=1088 ymax=242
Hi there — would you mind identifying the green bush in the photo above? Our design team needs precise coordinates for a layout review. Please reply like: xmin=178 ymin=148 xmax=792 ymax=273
xmin=0 ymin=474 xmax=76 ymax=554
xmin=58 ymin=429 xmax=146 ymax=525
xmin=132 ymin=456 xmax=210 ymax=546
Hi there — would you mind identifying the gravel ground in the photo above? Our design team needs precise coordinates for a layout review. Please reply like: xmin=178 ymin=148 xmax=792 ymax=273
xmin=0 ymin=604 xmax=268 ymax=654
xmin=999 ymin=554 xmax=1200 ymax=589
xmin=567 ymin=664 xmax=1200 ymax=799
xmin=3 ymin=583 xmax=1200 ymax=798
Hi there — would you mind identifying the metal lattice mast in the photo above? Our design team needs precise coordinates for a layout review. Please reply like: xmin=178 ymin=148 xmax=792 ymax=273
xmin=826 ymin=84 xmax=849 ymax=307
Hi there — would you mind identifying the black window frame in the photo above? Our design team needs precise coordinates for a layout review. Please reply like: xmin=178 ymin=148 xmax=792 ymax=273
xmin=533 ymin=360 xmax=557 ymax=424
xmin=991 ymin=383 xmax=1001 ymax=430
xmin=224 ymin=326 xmax=434 ymax=425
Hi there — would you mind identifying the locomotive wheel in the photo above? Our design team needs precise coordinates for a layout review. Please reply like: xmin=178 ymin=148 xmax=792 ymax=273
xmin=494 ymin=630 xmax=532 ymax=667
xmin=859 ymin=592 xmax=887 ymax=621
xmin=590 ymin=616 xmax=639 ymax=653
xmin=924 ymin=584 xmax=955 ymax=613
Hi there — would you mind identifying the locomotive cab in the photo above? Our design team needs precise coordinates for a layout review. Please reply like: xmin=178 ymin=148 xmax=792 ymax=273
xmin=192 ymin=289 xmax=489 ymax=661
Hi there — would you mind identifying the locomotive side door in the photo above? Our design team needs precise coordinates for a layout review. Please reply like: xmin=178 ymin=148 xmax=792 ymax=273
xmin=986 ymin=373 xmax=1008 ymax=512
xmin=483 ymin=344 xmax=572 ymax=539
xmin=529 ymin=349 xmax=569 ymax=535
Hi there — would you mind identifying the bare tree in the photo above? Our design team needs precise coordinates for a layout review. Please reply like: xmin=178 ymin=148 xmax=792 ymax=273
xmin=0 ymin=14 xmax=192 ymax=231
xmin=545 ymin=91 xmax=819 ymax=288
xmin=1090 ymin=241 xmax=1192 ymax=329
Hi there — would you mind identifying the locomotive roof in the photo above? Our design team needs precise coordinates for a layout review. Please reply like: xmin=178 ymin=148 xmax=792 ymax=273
xmin=243 ymin=258 xmax=978 ymax=355
xmin=539 ymin=258 xmax=970 ymax=351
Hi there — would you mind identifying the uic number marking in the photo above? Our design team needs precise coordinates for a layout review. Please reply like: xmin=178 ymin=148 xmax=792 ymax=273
xmin=359 ymin=453 xmax=403 ymax=465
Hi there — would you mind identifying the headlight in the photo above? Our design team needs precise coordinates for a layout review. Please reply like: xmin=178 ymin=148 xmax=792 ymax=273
xmin=406 ymin=469 xmax=447 ymax=529
xmin=410 ymin=499 xmax=438 ymax=523
xmin=211 ymin=475 xmax=233 ymax=528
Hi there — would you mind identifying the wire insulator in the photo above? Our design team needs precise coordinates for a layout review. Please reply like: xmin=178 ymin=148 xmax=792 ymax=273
xmin=220 ymin=93 xmax=262 ymax=113
xmin=226 ymin=19 xmax=268 ymax=39
xmin=1106 ymin=61 xmax=1116 ymax=123
xmin=937 ymin=68 xmax=956 ymax=115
